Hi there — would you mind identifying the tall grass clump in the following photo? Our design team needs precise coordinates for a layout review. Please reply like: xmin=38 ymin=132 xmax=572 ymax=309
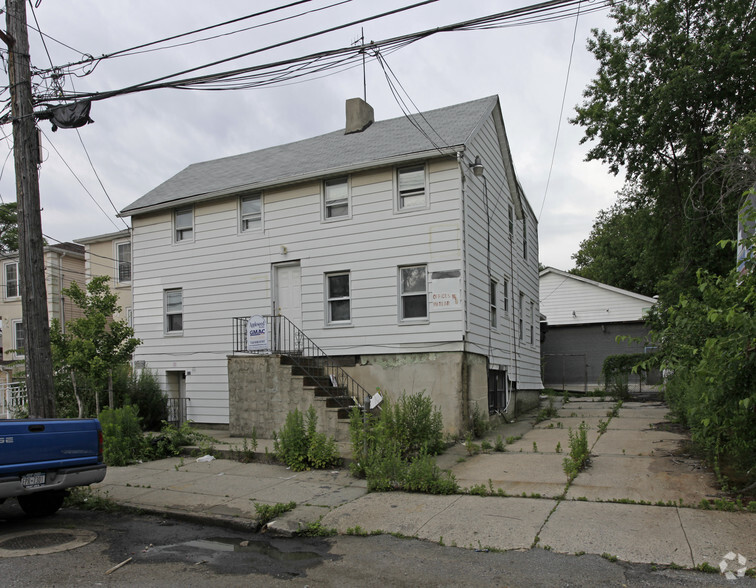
xmin=350 ymin=391 xmax=456 ymax=494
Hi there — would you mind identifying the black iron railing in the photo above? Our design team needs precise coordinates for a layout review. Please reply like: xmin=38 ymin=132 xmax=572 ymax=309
xmin=166 ymin=397 xmax=188 ymax=426
xmin=232 ymin=314 xmax=371 ymax=412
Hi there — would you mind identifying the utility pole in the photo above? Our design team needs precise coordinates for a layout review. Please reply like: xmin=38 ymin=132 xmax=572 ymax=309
xmin=5 ymin=0 xmax=56 ymax=417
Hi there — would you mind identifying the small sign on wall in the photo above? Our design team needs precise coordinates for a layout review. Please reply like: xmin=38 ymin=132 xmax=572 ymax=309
xmin=246 ymin=315 xmax=268 ymax=352
xmin=430 ymin=270 xmax=462 ymax=310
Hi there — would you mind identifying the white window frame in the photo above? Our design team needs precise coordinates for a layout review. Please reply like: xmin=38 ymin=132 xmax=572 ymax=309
xmin=529 ymin=299 xmax=535 ymax=344
xmin=502 ymin=278 xmax=509 ymax=314
xmin=174 ymin=207 xmax=194 ymax=243
xmin=518 ymin=291 xmax=525 ymax=341
xmin=115 ymin=241 xmax=131 ymax=283
xmin=490 ymin=278 xmax=497 ymax=328
xmin=326 ymin=271 xmax=351 ymax=325
xmin=399 ymin=265 xmax=428 ymax=322
xmin=323 ymin=177 xmax=350 ymax=220
xmin=4 ymin=261 xmax=19 ymax=299
xmin=164 ymin=288 xmax=183 ymax=334
xmin=12 ymin=319 xmax=24 ymax=358
xmin=396 ymin=164 xmax=428 ymax=211
xmin=240 ymin=193 xmax=263 ymax=233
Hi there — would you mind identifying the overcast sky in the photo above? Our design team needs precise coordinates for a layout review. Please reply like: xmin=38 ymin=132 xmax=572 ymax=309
xmin=1 ymin=0 xmax=624 ymax=271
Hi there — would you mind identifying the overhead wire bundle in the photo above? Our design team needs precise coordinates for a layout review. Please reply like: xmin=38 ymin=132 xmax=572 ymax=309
xmin=3 ymin=0 xmax=612 ymax=122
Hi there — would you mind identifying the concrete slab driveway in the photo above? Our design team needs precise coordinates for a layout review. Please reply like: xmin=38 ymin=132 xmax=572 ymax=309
xmin=323 ymin=397 xmax=756 ymax=569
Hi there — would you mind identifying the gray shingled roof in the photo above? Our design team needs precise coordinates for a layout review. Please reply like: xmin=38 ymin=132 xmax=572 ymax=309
xmin=121 ymin=95 xmax=498 ymax=216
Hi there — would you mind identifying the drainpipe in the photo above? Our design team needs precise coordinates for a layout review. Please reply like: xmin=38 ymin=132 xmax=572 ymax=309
xmin=457 ymin=150 xmax=471 ymax=430
xmin=457 ymin=151 xmax=469 ymax=347
xmin=58 ymin=251 xmax=67 ymax=328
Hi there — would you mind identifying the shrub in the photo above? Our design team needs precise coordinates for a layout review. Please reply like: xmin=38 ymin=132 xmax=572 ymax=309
xmin=469 ymin=401 xmax=490 ymax=438
xmin=563 ymin=421 xmax=590 ymax=481
xmin=535 ymin=396 xmax=558 ymax=423
xmin=144 ymin=420 xmax=212 ymax=460
xmin=349 ymin=391 xmax=455 ymax=494
xmin=386 ymin=392 xmax=445 ymax=458
xmin=124 ymin=369 xmax=167 ymax=431
xmin=274 ymin=406 xmax=340 ymax=471
xmin=99 ymin=405 xmax=146 ymax=466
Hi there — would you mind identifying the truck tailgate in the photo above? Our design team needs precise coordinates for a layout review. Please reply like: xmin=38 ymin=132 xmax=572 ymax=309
xmin=0 ymin=419 xmax=102 ymax=474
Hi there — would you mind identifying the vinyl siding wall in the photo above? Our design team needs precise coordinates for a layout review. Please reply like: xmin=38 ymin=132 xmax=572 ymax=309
xmin=463 ymin=116 xmax=542 ymax=391
xmin=540 ymin=271 xmax=655 ymax=326
xmin=132 ymin=159 xmax=466 ymax=423
xmin=84 ymin=236 xmax=133 ymax=325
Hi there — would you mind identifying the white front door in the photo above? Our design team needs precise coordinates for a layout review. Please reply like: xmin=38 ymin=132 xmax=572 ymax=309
xmin=274 ymin=263 xmax=302 ymax=328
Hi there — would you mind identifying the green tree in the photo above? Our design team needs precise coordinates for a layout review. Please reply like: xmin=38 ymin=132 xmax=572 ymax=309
xmin=571 ymin=190 xmax=659 ymax=296
xmin=50 ymin=276 xmax=140 ymax=415
xmin=571 ymin=0 xmax=756 ymax=301
xmin=0 ymin=202 xmax=19 ymax=254
xmin=644 ymin=203 xmax=756 ymax=487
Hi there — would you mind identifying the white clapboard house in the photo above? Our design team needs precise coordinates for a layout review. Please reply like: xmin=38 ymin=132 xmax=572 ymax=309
xmin=120 ymin=96 xmax=542 ymax=436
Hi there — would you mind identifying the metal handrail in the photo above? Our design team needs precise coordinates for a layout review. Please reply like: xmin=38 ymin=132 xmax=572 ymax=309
xmin=232 ymin=315 xmax=370 ymax=411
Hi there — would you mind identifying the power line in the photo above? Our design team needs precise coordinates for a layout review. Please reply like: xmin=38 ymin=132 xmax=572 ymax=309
xmin=74 ymin=127 xmax=129 ymax=229
xmin=0 ymin=0 xmax=611 ymax=124
xmin=40 ymin=130 xmax=123 ymax=231
xmin=36 ymin=0 xmax=323 ymax=72
xmin=60 ymin=0 xmax=439 ymax=102
xmin=375 ymin=50 xmax=450 ymax=155
xmin=26 ymin=7 xmax=128 ymax=231
xmin=538 ymin=0 xmax=583 ymax=221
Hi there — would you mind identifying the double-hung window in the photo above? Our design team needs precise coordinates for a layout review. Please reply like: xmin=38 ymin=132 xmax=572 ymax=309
xmin=324 ymin=177 xmax=349 ymax=219
xmin=502 ymin=278 xmax=509 ymax=314
xmin=4 ymin=261 xmax=18 ymax=299
xmin=165 ymin=289 xmax=183 ymax=333
xmin=116 ymin=241 xmax=131 ymax=283
xmin=518 ymin=291 xmax=525 ymax=341
xmin=490 ymin=279 xmax=497 ymax=328
xmin=240 ymin=194 xmax=262 ymax=232
xmin=174 ymin=207 xmax=193 ymax=242
xmin=529 ymin=300 xmax=535 ymax=344
xmin=397 ymin=165 xmax=426 ymax=210
xmin=326 ymin=272 xmax=350 ymax=324
xmin=399 ymin=265 xmax=428 ymax=321
xmin=13 ymin=320 xmax=24 ymax=357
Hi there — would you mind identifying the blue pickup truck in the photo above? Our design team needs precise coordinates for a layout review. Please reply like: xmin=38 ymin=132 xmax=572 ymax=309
xmin=0 ymin=418 xmax=107 ymax=516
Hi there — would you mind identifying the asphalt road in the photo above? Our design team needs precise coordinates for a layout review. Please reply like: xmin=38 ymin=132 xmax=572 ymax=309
xmin=1 ymin=501 xmax=753 ymax=587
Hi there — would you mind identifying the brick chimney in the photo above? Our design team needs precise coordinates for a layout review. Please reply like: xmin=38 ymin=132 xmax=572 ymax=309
xmin=345 ymin=97 xmax=374 ymax=134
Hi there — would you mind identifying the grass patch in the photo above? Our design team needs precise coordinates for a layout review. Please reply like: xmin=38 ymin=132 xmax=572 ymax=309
xmin=253 ymin=501 xmax=296 ymax=525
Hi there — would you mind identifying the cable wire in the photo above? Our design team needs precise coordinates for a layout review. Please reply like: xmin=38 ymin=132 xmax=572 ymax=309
xmin=27 ymin=0 xmax=606 ymax=108
xmin=41 ymin=130 xmax=123 ymax=231
xmin=538 ymin=0 xmax=583 ymax=221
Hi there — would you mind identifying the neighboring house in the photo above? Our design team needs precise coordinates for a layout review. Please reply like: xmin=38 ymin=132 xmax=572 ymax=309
xmin=119 ymin=95 xmax=542 ymax=435
xmin=0 ymin=242 xmax=85 ymax=382
xmin=75 ymin=229 xmax=133 ymax=327
xmin=539 ymin=267 xmax=658 ymax=392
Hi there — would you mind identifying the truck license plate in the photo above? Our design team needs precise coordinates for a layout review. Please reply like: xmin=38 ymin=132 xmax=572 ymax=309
xmin=21 ymin=472 xmax=45 ymax=488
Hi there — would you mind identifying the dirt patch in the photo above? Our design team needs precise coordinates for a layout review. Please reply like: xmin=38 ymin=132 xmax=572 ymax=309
xmin=650 ymin=421 xmax=686 ymax=435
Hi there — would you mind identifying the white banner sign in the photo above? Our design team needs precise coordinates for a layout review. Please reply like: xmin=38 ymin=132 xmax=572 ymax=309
xmin=246 ymin=315 xmax=268 ymax=352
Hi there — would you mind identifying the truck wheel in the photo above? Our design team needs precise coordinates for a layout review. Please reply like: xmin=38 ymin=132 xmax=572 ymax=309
xmin=18 ymin=491 xmax=66 ymax=517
